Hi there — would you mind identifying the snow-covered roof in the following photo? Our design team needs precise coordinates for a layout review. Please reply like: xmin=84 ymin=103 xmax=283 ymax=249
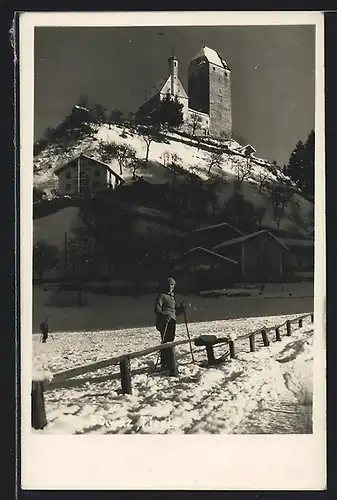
xmin=191 ymin=222 xmax=244 ymax=236
xmin=143 ymin=76 xmax=169 ymax=103
xmin=181 ymin=247 xmax=238 ymax=265
xmin=191 ymin=46 xmax=229 ymax=69
xmin=213 ymin=230 xmax=289 ymax=251
xmin=54 ymin=153 xmax=125 ymax=182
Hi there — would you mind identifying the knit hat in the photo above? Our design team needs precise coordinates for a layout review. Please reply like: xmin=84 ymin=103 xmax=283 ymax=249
xmin=167 ymin=277 xmax=176 ymax=286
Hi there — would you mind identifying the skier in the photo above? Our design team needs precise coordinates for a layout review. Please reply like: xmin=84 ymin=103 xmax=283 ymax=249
xmin=40 ymin=317 xmax=50 ymax=343
xmin=154 ymin=277 xmax=185 ymax=373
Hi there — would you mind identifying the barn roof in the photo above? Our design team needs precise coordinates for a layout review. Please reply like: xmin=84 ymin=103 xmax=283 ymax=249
xmin=180 ymin=246 xmax=238 ymax=265
xmin=279 ymin=238 xmax=314 ymax=248
xmin=191 ymin=46 xmax=229 ymax=69
xmin=213 ymin=230 xmax=290 ymax=251
xmin=191 ymin=222 xmax=244 ymax=236
xmin=54 ymin=154 xmax=125 ymax=182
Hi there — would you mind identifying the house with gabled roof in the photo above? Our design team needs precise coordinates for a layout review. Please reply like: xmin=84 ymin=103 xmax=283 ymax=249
xmin=172 ymin=246 xmax=238 ymax=291
xmin=279 ymin=237 xmax=314 ymax=272
xmin=187 ymin=222 xmax=244 ymax=250
xmin=212 ymin=229 xmax=290 ymax=282
xmin=54 ymin=153 xmax=125 ymax=197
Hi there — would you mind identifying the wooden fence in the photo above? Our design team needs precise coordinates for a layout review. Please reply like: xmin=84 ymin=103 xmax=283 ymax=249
xmin=32 ymin=312 xmax=314 ymax=429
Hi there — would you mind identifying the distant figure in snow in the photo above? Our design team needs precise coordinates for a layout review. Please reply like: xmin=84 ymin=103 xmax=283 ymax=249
xmin=40 ymin=318 xmax=50 ymax=343
xmin=154 ymin=277 xmax=185 ymax=373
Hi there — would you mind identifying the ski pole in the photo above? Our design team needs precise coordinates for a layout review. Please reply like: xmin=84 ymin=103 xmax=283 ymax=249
xmin=153 ymin=318 xmax=170 ymax=373
xmin=183 ymin=309 xmax=195 ymax=363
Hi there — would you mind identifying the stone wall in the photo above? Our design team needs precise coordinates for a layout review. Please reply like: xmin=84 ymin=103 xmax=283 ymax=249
xmin=209 ymin=64 xmax=232 ymax=139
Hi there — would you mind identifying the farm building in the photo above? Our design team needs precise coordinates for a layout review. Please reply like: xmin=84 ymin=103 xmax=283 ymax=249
xmin=54 ymin=154 xmax=125 ymax=197
xmin=114 ymin=176 xmax=169 ymax=206
xmin=184 ymin=222 xmax=244 ymax=251
xmin=213 ymin=230 xmax=289 ymax=282
xmin=172 ymin=246 xmax=238 ymax=292
xmin=280 ymin=238 xmax=314 ymax=272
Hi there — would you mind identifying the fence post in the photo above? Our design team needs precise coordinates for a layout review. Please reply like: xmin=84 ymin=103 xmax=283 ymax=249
xmin=229 ymin=341 xmax=235 ymax=359
xmin=205 ymin=344 xmax=216 ymax=365
xmin=249 ymin=334 xmax=256 ymax=352
xmin=120 ymin=356 xmax=132 ymax=394
xmin=311 ymin=313 xmax=314 ymax=323
xmin=299 ymin=318 xmax=303 ymax=328
xmin=286 ymin=320 xmax=291 ymax=336
xmin=31 ymin=381 xmax=47 ymax=430
xmin=168 ymin=346 xmax=179 ymax=376
xmin=261 ymin=329 xmax=270 ymax=347
xmin=275 ymin=327 xmax=281 ymax=342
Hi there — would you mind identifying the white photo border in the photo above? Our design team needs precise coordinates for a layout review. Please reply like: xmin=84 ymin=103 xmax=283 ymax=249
xmin=20 ymin=11 xmax=326 ymax=491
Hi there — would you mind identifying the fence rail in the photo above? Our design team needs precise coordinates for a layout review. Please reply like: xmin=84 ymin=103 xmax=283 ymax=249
xmin=32 ymin=312 xmax=314 ymax=429
xmin=51 ymin=312 xmax=313 ymax=384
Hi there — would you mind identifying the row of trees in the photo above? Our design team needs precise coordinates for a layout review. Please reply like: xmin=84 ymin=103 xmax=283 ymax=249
xmin=34 ymin=92 xmax=184 ymax=156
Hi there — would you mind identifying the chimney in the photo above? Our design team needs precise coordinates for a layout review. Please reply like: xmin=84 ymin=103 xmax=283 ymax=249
xmin=168 ymin=56 xmax=178 ymax=97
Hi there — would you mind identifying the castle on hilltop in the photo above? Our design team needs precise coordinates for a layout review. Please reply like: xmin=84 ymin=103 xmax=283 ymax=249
xmin=137 ymin=45 xmax=232 ymax=140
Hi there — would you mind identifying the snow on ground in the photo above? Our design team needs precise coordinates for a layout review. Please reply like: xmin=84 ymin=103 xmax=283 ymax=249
xmin=33 ymin=281 xmax=314 ymax=332
xmin=32 ymin=313 xmax=313 ymax=435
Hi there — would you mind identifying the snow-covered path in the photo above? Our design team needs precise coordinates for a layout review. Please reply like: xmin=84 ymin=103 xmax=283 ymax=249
xmin=33 ymin=314 xmax=313 ymax=435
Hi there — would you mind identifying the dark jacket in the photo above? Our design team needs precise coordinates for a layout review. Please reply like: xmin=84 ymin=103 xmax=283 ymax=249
xmin=154 ymin=292 xmax=184 ymax=321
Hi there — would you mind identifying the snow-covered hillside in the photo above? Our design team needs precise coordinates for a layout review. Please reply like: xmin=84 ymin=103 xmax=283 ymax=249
xmin=32 ymin=313 xmax=313 ymax=434
xmin=34 ymin=123 xmax=280 ymax=189
xmin=33 ymin=206 xmax=80 ymax=248
xmin=34 ymin=123 xmax=313 ymax=235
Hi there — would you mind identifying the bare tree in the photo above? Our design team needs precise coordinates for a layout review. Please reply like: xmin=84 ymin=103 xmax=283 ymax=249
xmin=190 ymin=114 xmax=202 ymax=136
xmin=97 ymin=140 xmax=115 ymax=163
xmin=97 ymin=140 xmax=136 ymax=175
xmin=257 ymin=170 xmax=269 ymax=193
xmin=206 ymin=150 xmax=223 ymax=175
xmin=231 ymin=154 xmax=253 ymax=184
xmin=137 ymin=125 xmax=159 ymax=162
xmin=131 ymin=158 xmax=148 ymax=180
xmin=114 ymin=144 xmax=136 ymax=175
xmin=267 ymin=182 xmax=294 ymax=230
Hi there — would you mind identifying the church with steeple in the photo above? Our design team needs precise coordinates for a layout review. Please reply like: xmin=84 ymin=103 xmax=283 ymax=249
xmin=137 ymin=45 xmax=232 ymax=140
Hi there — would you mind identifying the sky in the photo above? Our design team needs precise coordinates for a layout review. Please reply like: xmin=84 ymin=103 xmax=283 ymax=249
xmin=34 ymin=25 xmax=315 ymax=166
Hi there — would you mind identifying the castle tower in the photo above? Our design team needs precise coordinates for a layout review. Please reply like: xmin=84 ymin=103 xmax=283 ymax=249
xmin=168 ymin=55 xmax=179 ymax=97
xmin=188 ymin=46 xmax=232 ymax=139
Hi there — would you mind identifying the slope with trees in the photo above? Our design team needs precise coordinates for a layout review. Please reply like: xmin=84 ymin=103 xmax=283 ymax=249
xmin=284 ymin=130 xmax=314 ymax=200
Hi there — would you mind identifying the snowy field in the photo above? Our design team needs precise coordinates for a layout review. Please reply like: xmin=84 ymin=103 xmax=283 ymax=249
xmin=33 ymin=283 xmax=313 ymax=332
xmin=32 ymin=313 xmax=313 ymax=435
